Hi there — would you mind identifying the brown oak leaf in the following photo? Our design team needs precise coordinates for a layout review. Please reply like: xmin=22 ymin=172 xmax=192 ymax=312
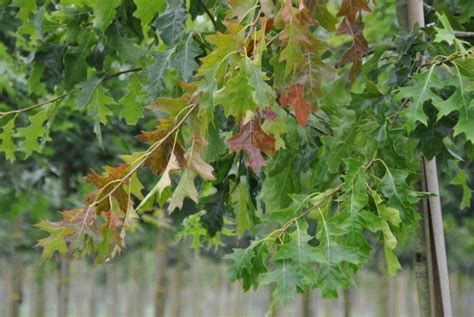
xmin=336 ymin=19 xmax=369 ymax=81
xmin=336 ymin=0 xmax=371 ymax=25
xmin=85 ymin=164 xmax=130 ymax=213
xmin=280 ymin=83 xmax=313 ymax=127
xmin=228 ymin=118 xmax=276 ymax=172
xmin=135 ymin=124 xmax=185 ymax=175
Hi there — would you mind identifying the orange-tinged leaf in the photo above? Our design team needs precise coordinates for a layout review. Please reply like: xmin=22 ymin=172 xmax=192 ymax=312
xmin=135 ymin=127 xmax=168 ymax=145
xmin=228 ymin=118 xmax=276 ymax=172
xmin=135 ymin=125 xmax=185 ymax=176
xmin=280 ymin=84 xmax=313 ymax=127
xmin=85 ymin=164 xmax=130 ymax=213
xmin=86 ymin=164 xmax=129 ymax=188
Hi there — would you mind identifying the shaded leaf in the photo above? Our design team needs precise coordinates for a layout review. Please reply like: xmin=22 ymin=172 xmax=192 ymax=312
xmin=154 ymin=0 xmax=186 ymax=46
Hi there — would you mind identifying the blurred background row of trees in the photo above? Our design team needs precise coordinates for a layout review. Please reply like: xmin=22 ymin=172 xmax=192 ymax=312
xmin=1 ymin=0 xmax=474 ymax=315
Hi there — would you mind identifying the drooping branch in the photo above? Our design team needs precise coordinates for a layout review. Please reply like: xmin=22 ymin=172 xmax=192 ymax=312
xmin=0 ymin=91 xmax=73 ymax=118
xmin=0 ymin=68 xmax=143 ymax=117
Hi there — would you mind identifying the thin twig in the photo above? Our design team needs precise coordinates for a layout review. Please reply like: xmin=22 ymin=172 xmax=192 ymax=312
xmin=0 ymin=67 xmax=143 ymax=117
xmin=102 ymin=67 xmax=143 ymax=81
xmin=0 ymin=92 xmax=73 ymax=118
xmin=276 ymin=184 xmax=344 ymax=239
xmin=197 ymin=0 xmax=219 ymax=30
xmin=419 ymin=52 xmax=463 ymax=70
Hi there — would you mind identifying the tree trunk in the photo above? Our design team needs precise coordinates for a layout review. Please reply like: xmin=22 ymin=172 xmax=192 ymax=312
xmin=169 ymin=264 xmax=182 ymax=317
xmin=191 ymin=253 xmax=202 ymax=317
xmin=377 ymin=250 xmax=390 ymax=317
xmin=107 ymin=263 xmax=118 ymax=317
xmin=323 ymin=298 xmax=333 ymax=317
xmin=8 ymin=249 xmax=22 ymax=317
xmin=8 ymin=216 xmax=23 ymax=317
xmin=57 ymin=165 xmax=72 ymax=317
xmin=57 ymin=257 xmax=70 ymax=317
xmin=127 ymin=253 xmax=145 ymax=317
xmin=232 ymin=281 xmax=242 ymax=317
xmin=454 ymin=273 xmax=465 ymax=317
xmin=154 ymin=231 xmax=169 ymax=317
xmin=343 ymin=288 xmax=351 ymax=317
xmin=89 ymin=266 xmax=98 ymax=317
xmin=34 ymin=263 xmax=46 ymax=317
xmin=302 ymin=291 xmax=313 ymax=317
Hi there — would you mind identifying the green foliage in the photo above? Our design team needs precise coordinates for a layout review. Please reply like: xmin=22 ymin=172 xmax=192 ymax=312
xmin=2 ymin=0 xmax=474 ymax=313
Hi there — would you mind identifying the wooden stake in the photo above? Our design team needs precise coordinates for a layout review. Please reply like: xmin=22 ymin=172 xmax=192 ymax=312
xmin=400 ymin=1 xmax=453 ymax=316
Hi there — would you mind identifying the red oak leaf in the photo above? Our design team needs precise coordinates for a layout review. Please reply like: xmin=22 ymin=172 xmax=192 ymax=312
xmin=228 ymin=118 xmax=276 ymax=172
xmin=263 ymin=107 xmax=277 ymax=121
xmin=280 ymin=84 xmax=313 ymax=127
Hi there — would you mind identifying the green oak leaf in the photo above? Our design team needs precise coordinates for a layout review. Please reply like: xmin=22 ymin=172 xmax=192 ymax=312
xmin=76 ymin=77 xmax=102 ymax=109
xmin=197 ymin=32 xmax=241 ymax=79
xmin=246 ymin=59 xmax=274 ymax=107
xmin=316 ymin=265 xmax=351 ymax=298
xmin=453 ymin=101 xmax=474 ymax=144
xmin=279 ymin=24 xmax=304 ymax=77
xmin=231 ymin=176 xmax=255 ymax=236
xmin=16 ymin=109 xmax=49 ymax=157
xmin=314 ymin=0 xmax=338 ymax=31
xmin=63 ymin=30 xmax=96 ymax=89
xmin=433 ymin=89 xmax=464 ymax=121
xmin=119 ymin=76 xmax=144 ymax=125
xmin=0 ymin=116 xmax=17 ymax=161
xmin=83 ymin=86 xmax=117 ymax=146
xmin=451 ymin=162 xmax=472 ymax=209
xmin=214 ymin=60 xmax=258 ymax=119
xmin=262 ymin=260 xmax=301 ymax=306
xmin=273 ymin=221 xmax=318 ymax=288
xmin=28 ymin=63 xmax=47 ymax=96
xmin=35 ymin=220 xmax=71 ymax=260
xmin=396 ymin=69 xmax=443 ymax=133
xmin=133 ymin=0 xmax=165 ymax=35
xmin=384 ymin=245 xmax=401 ymax=276
xmin=87 ymin=86 xmax=116 ymax=124
xmin=434 ymin=13 xmax=468 ymax=55
xmin=260 ymin=150 xmax=300 ymax=212
xmin=172 ymin=33 xmax=201 ymax=82
xmin=154 ymin=0 xmax=186 ymax=46
xmin=12 ymin=0 xmax=37 ymax=36
xmin=225 ymin=243 xmax=268 ymax=290
xmin=93 ymin=0 xmax=121 ymax=31
xmin=146 ymin=48 xmax=175 ymax=100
